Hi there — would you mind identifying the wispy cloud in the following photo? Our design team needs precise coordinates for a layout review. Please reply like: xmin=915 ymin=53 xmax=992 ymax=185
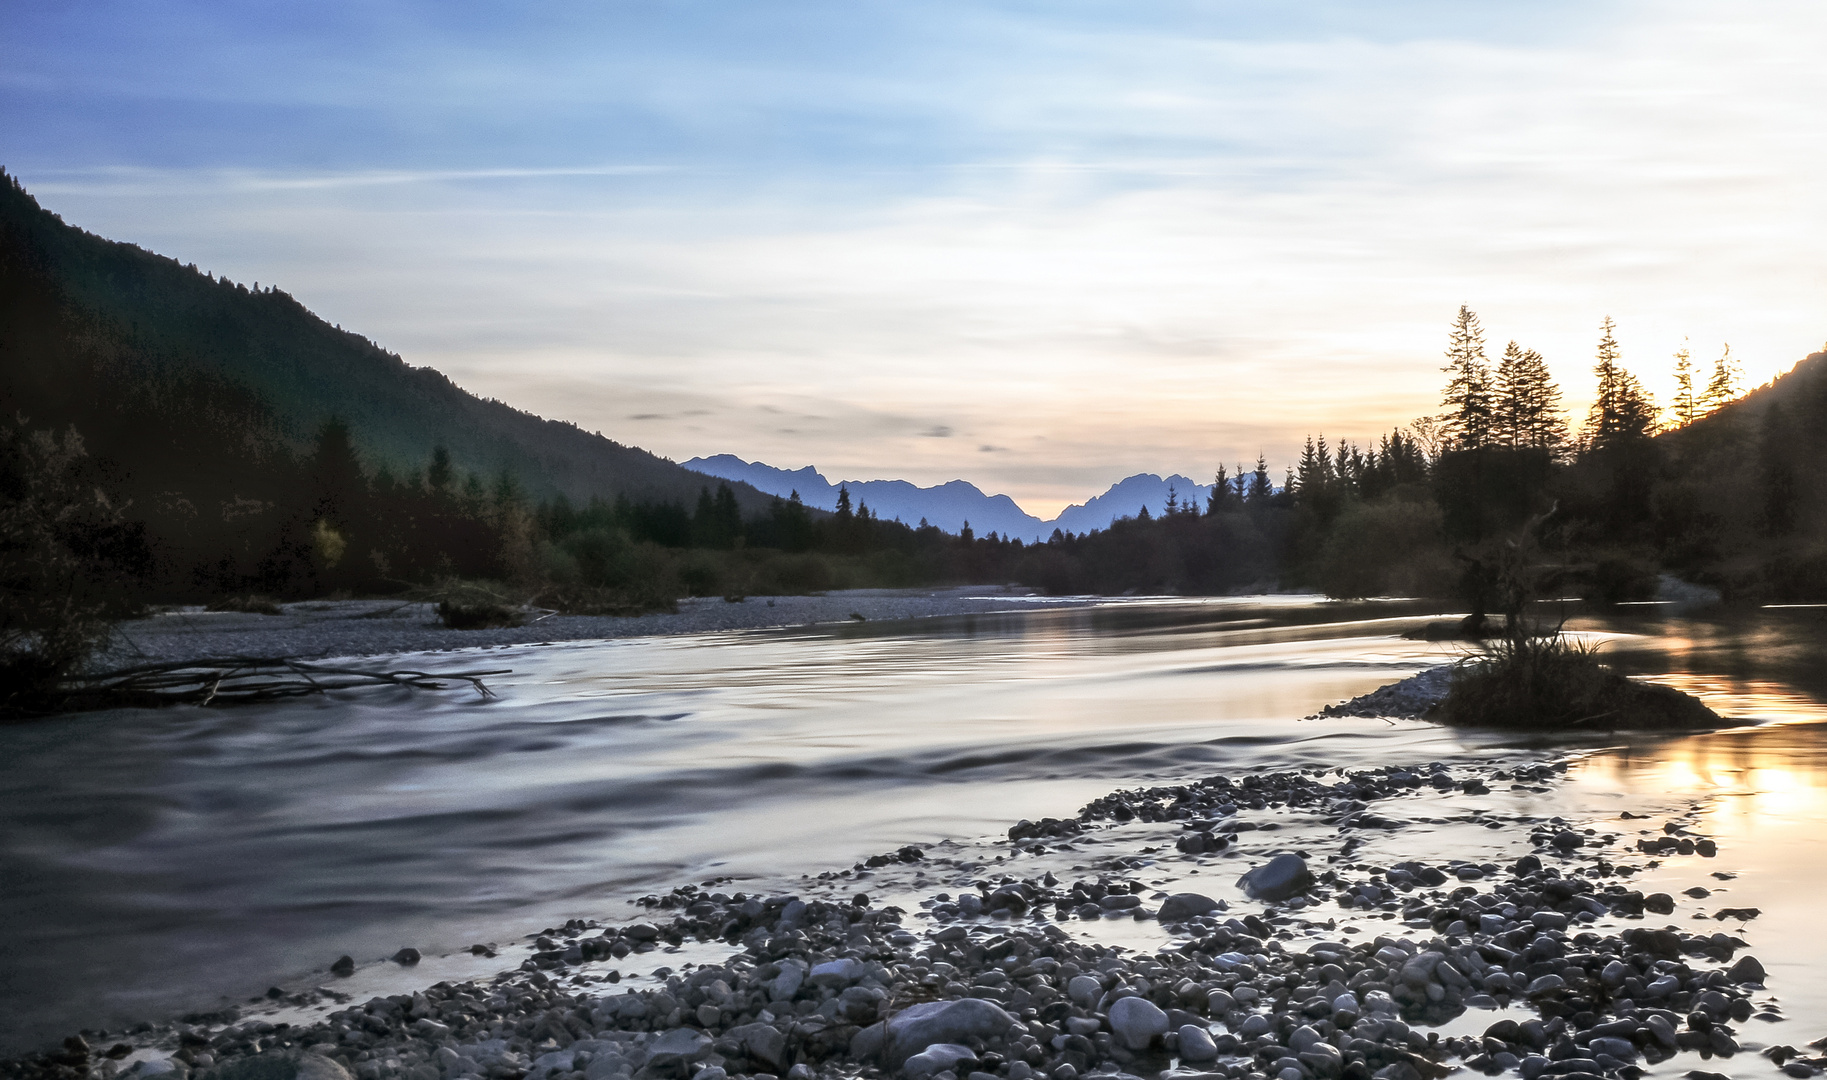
xmin=4 ymin=0 xmax=1823 ymax=513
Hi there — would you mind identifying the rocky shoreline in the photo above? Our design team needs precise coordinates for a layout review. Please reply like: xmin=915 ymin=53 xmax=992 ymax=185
xmin=7 ymin=755 xmax=1818 ymax=1080
xmin=94 ymin=589 xmax=1090 ymax=670
xmin=1313 ymin=669 xmax=1454 ymax=721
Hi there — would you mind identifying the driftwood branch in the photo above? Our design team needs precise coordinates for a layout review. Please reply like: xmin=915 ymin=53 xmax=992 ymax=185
xmin=30 ymin=656 xmax=511 ymax=714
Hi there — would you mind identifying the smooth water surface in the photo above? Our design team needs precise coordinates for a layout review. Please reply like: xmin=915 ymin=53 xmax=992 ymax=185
xmin=1 ymin=597 xmax=1822 ymax=1056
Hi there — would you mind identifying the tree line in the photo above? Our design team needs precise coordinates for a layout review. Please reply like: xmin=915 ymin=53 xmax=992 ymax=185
xmin=5 ymin=298 xmax=1823 ymax=702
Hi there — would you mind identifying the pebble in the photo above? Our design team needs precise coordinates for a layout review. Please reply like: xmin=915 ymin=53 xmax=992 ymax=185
xmin=1175 ymin=1025 xmax=1217 ymax=1062
xmin=1237 ymin=853 xmax=1312 ymax=901
xmin=9 ymin=758 xmax=1779 ymax=1080
xmin=1106 ymin=997 xmax=1168 ymax=1051
xmin=1155 ymin=893 xmax=1222 ymax=922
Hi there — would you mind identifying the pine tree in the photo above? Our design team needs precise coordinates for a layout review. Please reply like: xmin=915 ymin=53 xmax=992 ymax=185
xmin=1440 ymin=305 xmax=1493 ymax=450
xmin=1494 ymin=343 xmax=1566 ymax=451
xmin=1493 ymin=342 xmax=1527 ymax=448
xmin=1583 ymin=317 xmax=1658 ymax=450
xmin=307 ymin=418 xmax=366 ymax=526
xmin=427 ymin=446 xmax=453 ymax=494
xmin=1295 ymin=436 xmax=1322 ymax=500
xmin=1701 ymin=343 xmax=1742 ymax=413
xmin=1164 ymin=485 xmax=1179 ymax=516
xmin=1207 ymin=465 xmax=1231 ymax=513
xmin=1670 ymin=341 xmax=1699 ymax=427
xmin=1248 ymin=455 xmax=1273 ymax=504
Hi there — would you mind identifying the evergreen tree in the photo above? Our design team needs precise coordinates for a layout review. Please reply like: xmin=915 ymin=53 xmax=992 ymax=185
xmin=1493 ymin=342 xmax=1535 ymax=448
xmin=1702 ymin=343 xmax=1742 ymax=413
xmin=835 ymin=485 xmax=853 ymax=519
xmin=1492 ymin=343 xmax=1565 ymax=451
xmin=1294 ymin=436 xmax=1323 ymax=501
xmin=1440 ymin=305 xmax=1493 ymax=449
xmin=1248 ymin=455 xmax=1273 ymax=504
xmin=1339 ymin=441 xmax=1365 ymax=491
xmin=1164 ymin=485 xmax=1179 ymax=516
xmin=307 ymin=419 xmax=366 ymax=527
xmin=427 ymin=446 xmax=454 ymax=494
xmin=713 ymin=483 xmax=742 ymax=545
xmin=1583 ymin=318 xmax=1658 ymax=450
xmin=1670 ymin=341 xmax=1700 ymax=427
xmin=1207 ymin=465 xmax=1231 ymax=513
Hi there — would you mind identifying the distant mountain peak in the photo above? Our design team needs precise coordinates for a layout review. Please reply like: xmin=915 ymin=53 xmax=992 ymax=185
xmin=685 ymin=456 xmax=1218 ymax=538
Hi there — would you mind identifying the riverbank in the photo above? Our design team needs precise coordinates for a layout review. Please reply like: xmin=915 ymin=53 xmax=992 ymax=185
xmin=8 ymin=752 xmax=1807 ymax=1080
xmin=11 ymin=601 xmax=1820 ymax=1080
xmin=95 ymin=587 xmax=1093 ymax=669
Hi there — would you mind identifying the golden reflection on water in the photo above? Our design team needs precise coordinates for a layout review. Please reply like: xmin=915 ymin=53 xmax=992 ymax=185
xmin=1568 ymin=699 xmax=1827 ymax=1050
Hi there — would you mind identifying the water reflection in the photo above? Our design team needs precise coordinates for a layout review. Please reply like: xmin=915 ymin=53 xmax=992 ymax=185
xmin=0 ymin=598 xmax=1822 ymax=1061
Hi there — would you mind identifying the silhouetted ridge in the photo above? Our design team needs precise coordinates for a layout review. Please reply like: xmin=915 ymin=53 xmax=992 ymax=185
xmin=0 ymin=168 xmax=773 ymax=513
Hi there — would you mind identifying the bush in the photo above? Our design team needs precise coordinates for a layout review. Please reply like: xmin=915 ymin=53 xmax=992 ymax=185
xmin=1 ymin=420 xmax=145 ymax=711
xmin=207 ymin=595 xmax=283 ymax=615
xmin=1580 ymin=550 xmax=1660 ymax=606
xmin=1440 ymin=630 xmax=1718 ymax=730
xmin=419 ymin=580 xmax=526 ymax=630
xmin=1314 ymin=500 xmax=1451 ymax=599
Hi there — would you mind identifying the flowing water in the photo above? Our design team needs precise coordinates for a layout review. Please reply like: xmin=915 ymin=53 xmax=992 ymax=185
xmin=2 ymin=597 xmax=1823 ymax=1058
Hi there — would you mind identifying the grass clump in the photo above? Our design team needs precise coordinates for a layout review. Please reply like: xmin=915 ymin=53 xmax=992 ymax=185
xmin=1440 ymin=628 xmax=1720 ymax=730
xmin=415 ymin=580 xmax=526 ymax=630
xmin=532 ymin=583 xmax=677 ymax=618
xmin=207 ymin=594 xmax=283 ymax=615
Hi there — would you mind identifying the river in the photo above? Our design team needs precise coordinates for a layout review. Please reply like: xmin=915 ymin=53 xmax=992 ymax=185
xmin=1 ymin=596 xmax=1823 ymax=1060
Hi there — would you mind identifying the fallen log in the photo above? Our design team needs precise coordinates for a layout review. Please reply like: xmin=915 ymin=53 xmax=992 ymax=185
xmin=6 ymin=656 xmax=510 ymax=718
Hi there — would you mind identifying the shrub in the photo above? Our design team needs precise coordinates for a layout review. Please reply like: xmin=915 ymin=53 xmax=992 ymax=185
xmin=1315 ymin=500 xmax=1451 ymax=599
xmin=207 ymin=595 xmax=283 ymax=615
xmin=1440 ymin=630 xmax=1718 ymax=730
xmin=418 ymin=580 xmax=526 ymax=630
xmin=1 ymin=420 xmax=145 ymax=711
xmin=1580 ymin=550 xmax=1660 ymax=606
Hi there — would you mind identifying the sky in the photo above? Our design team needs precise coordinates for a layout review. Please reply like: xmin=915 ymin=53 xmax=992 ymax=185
xmin=4 ymin=1 xmax=1825 ymax=517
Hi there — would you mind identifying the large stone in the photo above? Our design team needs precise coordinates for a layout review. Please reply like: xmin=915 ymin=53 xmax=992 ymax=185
xmin=1107 ymin=996 xmax=1170 ymax=1051
xmin=841 ymin=985 xmax=887 ymax=1023
xmin=1728 ymin=955 xmax=1766 ymax=984
xmin=1238 ymin=855 xmax=1313 ymax=902
xmin=1177 ymin=1026 xmax=1218 ymax=1062
xmin=205 ymin=1054 xmax=352 ymax=1080
xmin=768 ymin=960 xmax=808 ymax=1002
xmin=884 ymin=999 xmax=1018 ymax=1068
xmin=1067 ymin=975 xmax=1104 ymax=1008
xmin=903 ymin=1045 xmax=977 ymax=1080
xmin=725 ymin=1024 xmax=787 ymax=1072
xmin=1157 ymin=893 xmax=1222 ymax=922
xmin=642 ymin=1030 xmax=711 ymax=1079
xmin=810 ymin=958 xmax=866 ymax=988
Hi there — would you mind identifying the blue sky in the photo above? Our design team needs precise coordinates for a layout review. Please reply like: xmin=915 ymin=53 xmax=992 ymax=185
xmin=5 ymin=0 xmax=1824 ymax=513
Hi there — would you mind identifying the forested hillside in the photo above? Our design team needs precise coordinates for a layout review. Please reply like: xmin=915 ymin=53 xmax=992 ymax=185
xmin=0 ymin=170 xmax=774 ymax=514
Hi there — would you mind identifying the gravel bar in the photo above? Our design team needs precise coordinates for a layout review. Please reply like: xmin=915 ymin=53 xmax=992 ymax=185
xmin=8 ymin=756 xmax=1814 ymax=1080
xmin=96 ymin=588 xmax=1088 ymax=669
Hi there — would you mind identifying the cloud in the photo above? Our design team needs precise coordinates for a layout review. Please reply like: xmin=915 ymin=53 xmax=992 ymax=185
xmin=7 ymin=0 xmax=1824 ymax=512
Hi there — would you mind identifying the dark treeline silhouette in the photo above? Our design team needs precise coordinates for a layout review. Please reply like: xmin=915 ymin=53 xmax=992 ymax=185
xmin=0 ymin=169 xmax=782 ymax=512
xmin=8 ymin=146 xmax=1827 ymax=702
